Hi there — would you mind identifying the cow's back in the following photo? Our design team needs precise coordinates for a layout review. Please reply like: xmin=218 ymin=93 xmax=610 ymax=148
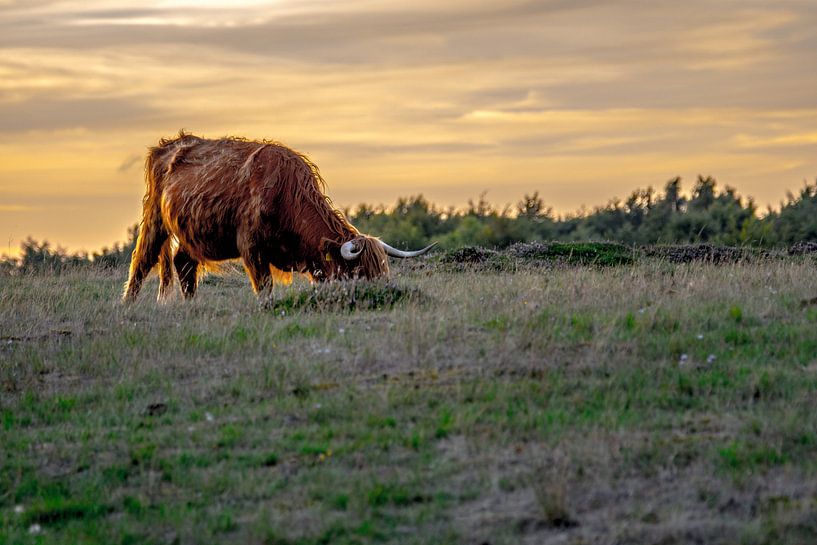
xmin=156 ymin=137 xmax=277 ymax=262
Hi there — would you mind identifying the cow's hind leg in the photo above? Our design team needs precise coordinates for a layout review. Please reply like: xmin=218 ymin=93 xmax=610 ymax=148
xmin=157 ymin=240 xmax=176 ymax=303
xmin=174 ymin=248 xmax=200 ymax=299
xmin=123 ymin=203 xmax=169 ymax=302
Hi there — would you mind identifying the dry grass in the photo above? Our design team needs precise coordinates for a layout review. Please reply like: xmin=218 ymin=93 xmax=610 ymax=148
xmin=2 ymin=255 xmax=817 ymax=544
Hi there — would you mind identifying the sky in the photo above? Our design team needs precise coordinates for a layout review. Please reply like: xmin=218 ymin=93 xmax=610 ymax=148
xmin=1 ymin=0 xmax=816 ymax=255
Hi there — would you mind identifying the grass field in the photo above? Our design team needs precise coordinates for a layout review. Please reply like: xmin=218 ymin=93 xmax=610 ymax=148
xmin=2 ymin=247 xmax=817 ymax=544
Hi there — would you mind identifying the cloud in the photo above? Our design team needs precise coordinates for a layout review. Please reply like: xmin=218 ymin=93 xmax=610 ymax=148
xmin=0 ymin=97 xmax=163 ymax=133
xmin=733 ymin=132 xmax=817 ymax=149
xmin=1 ymin=2 xmax=814 ymax=122
xmin=117 ymin=154 xmax=143 ymax=173
xmin=0 ymin=1 xmax=806 ymax=71
xmin=0 ymin=204 xmax=39 ymax=212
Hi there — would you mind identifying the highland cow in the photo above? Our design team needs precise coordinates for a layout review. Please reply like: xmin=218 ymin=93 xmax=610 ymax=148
xmin=122 ymin=132 xmax=434 ymax=302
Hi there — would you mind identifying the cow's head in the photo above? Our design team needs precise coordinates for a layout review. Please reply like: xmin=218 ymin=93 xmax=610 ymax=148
xmin=321 ymin=236 xmax=436 ymax=280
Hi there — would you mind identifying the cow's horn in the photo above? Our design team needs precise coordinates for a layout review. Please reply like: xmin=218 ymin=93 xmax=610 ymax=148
xmin=340 ymin=239 xmax=363 ymax=260
xmin=379 ymin=240 xmax=437 ymax=258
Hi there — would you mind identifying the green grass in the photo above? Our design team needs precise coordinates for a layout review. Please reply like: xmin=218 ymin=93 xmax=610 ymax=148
xmin=2 ymin=253 xmax=817 ymax=544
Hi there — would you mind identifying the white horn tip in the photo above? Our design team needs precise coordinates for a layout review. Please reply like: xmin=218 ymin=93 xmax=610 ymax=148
xmin=380 ymin=240 xmax=437 ymax=258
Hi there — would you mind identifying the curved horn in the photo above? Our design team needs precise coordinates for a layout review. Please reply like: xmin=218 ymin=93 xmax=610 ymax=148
xmin=379 ymin=240 xmax=437 ymax=258
xmin=340 ymin=239 xmax=363 ymax=260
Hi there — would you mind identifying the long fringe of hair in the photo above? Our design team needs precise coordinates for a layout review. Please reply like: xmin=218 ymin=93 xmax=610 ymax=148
xmin=354 ymin=236 xmax=389 ymax=278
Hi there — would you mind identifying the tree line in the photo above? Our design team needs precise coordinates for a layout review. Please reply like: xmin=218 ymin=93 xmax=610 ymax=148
xmin=3 ymin=176 xmax=816 ymax=273
xmin=350 ymin=176 xmax=817 ymax=250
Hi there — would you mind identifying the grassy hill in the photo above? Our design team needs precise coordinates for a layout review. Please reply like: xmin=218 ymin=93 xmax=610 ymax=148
xmin=2 ymin=247 xmax=817 ymax=544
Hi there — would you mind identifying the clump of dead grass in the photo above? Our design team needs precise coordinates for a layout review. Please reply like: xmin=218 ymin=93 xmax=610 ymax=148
xmin=531 ymin=460 xmax=579 ymax=529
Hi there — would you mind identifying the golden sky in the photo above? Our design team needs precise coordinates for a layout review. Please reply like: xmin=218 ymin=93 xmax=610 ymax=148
xmin=1 ymin=0 xmax=816 ymax=255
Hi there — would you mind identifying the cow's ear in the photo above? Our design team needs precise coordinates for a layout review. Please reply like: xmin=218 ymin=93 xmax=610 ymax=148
xmin=319 ymin=237 xmax=336 ymax=252
xmin=319 ymin=237 xmax=340 ymax=262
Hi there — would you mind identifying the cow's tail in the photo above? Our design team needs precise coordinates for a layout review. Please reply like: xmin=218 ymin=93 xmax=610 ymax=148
xmin=122 ymin=151 xmax=169 ymax=302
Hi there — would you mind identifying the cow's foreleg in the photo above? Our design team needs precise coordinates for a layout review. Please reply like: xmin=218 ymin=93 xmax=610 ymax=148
xmin=242 ymin=251 xmax=273 ymax=304
xmin=174 ymin=248 xmax=200 ymax=299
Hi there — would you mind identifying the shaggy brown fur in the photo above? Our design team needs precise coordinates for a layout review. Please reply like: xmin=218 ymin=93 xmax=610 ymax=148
xmin=123 ymin=132 xmax=389 ymax=302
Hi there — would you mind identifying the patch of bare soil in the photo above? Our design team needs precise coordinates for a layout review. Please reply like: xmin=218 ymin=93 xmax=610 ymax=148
xmin=449 ymin=432 xmax=817 ymax=545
